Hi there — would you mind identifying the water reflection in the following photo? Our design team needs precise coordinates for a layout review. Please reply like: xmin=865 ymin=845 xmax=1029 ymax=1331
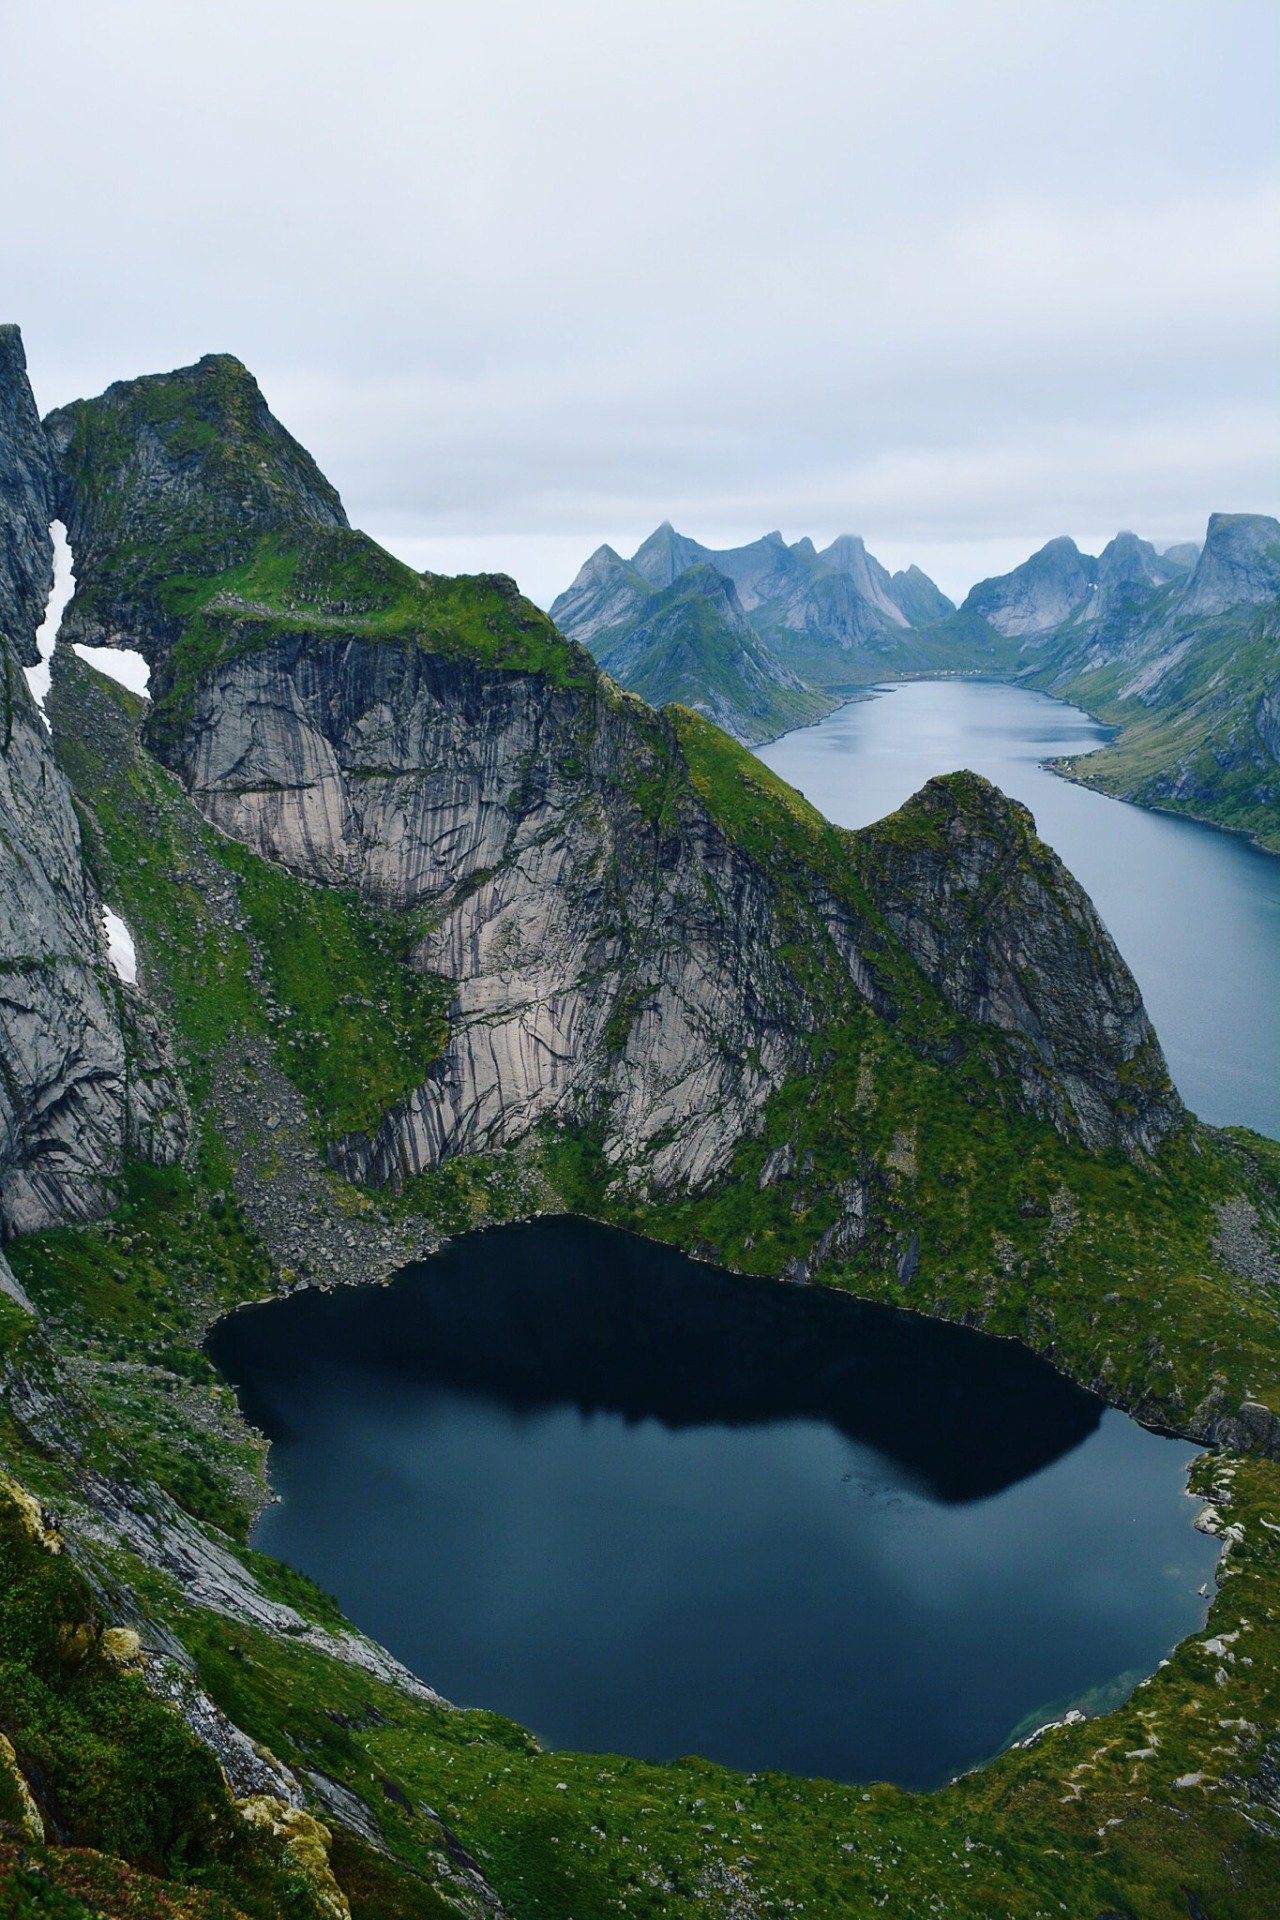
xmin=210 ymin=1220 xmax=1215 ymax=1787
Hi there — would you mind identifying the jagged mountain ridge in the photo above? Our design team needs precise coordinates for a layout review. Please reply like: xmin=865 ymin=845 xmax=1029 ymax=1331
xmin=945 ymin=515 xmax=1280 ymax=848
xmin=552 ymin=521 xmax=962 ymax=734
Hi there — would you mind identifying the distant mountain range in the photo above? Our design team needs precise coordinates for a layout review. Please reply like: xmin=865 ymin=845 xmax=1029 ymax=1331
xmin=551 ymin=526 xmax=976 ymax=742
xmin=951 ymin=514 xmax=1280 ymax=850
xmin=553 ymin=514 xmax=1280 ymax=848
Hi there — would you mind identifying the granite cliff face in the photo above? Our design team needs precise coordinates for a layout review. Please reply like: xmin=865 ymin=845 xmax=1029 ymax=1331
xmin=0 ymin=325 xmax=54 ymax=667
xmin=163 ymin=630 xmax=1180 ymax=1187
xmin=0 ymin=333 xmax=185 ymax=1238
xmin=853 ymin=776 xmax=1180 ymax=1152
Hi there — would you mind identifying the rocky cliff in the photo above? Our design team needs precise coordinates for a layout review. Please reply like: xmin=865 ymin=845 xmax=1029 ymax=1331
xmin=0 ymin=330 xmax=184 ymax=1238
xmin=0 ymin=324 xmax=54 ymax=668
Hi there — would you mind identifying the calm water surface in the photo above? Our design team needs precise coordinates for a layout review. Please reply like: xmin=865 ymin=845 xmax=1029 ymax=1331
xmin=759 ymin=679 xmax=1280 ymax=1138
xmin=210 ymin=1219 xmax=1215 ymax=1790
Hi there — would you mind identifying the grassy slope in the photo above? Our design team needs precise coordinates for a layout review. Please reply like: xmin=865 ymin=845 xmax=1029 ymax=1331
xmin=1040 ymin=608 xmax=1280 ymax=852
xmin=11 ymin=362 xmax=1276 ymax=1911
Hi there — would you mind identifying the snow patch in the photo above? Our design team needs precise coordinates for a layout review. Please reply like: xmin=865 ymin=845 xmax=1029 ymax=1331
xmin=72 ymin=645 xmax=151 ymax=698
xmin=102 ymin=908 xmax=138 ymax=984
xmin=23 ymin=521 xmax=75 ymax=725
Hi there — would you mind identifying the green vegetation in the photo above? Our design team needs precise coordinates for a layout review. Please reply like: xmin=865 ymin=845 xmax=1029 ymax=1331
xmin=6 ymin=387 xmax=1277 ymax=1912
xmin=1042 ymin=607 xmax=1280 ymax=853
xmin=0 ymin=1490 xmax=340 ymax=1918
xmin=3 ymin=1436 xmax=1274 ymax=1920
xmin=144 ymin=530 xmax=593 ymax=759
xmin=49 ymin=652 xmax=453 ymax=1140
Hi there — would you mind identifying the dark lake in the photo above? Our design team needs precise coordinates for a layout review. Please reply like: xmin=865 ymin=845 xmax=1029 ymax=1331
xmin=209 ymin=1218 xmax=1216 ymax=1790
xmin=759 ymin=678 xmax=1280 ymax=1140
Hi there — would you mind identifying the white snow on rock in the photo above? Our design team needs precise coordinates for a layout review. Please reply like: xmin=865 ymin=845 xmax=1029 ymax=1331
xmin=72 ymin=644 xmax=151 ymax=698
xmin=23 ymin=521 xmax=75 ymax=724
xmin=103 ymin=908 xmax=138 ymax=984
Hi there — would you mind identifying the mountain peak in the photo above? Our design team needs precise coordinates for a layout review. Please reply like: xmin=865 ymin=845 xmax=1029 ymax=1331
xmin=629 ymin=522 xmax=708 ymax=588
xmin=0 ymin=320 xmax=56 ymax=665
xmin=1181 ymin=512 xmax=1280 ymax=617
xmin=963 ymin=536 xmax=1098 ymax=639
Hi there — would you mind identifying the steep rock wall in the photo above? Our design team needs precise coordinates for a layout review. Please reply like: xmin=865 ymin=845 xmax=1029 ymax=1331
xmin=0 ymin=329 xmax=185 ymax=1236
xmin=0 ymin=324 xmax=53 ymax=667
xmin=852 ymin=775 xmax=1181 ymax=1153
xmin=174 ymin=637 xmax=809 ymax=1190
xmin=169 ymin=633 xmax=1179 ymax=1191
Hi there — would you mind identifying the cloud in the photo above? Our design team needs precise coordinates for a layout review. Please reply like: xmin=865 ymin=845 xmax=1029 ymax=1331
xmin=4 ymin=0 xmax=1277 ymax=601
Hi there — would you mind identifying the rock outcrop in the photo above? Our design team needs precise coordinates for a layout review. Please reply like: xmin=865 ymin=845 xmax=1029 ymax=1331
xmin=0 ymin=323 xmax=54 ymax=666
xmin=45 ymin=351 xmax=346 ymax=664
xmin=0 ymin=329 xmax=185 ymax=1237
xmin=41 ymin=348 xmax=1183 ymax=1209
xmin=853 ymin=774 xmax=1181 ymax=1152
xmin=1180 ymin=512 xmax=1280 ymax=618
xmin=962 ymin=536 xmax=1099 ymax=640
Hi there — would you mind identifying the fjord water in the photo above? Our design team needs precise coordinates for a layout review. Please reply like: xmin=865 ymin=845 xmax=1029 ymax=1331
xmin=211 ymin=1219 xmax=1215 ymax=1790
xmin=759 ymin=678 xmax=1280 ymax=1139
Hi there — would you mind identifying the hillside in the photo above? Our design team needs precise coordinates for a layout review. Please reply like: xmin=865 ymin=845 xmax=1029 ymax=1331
xmin=590 ymin=563 xmax=836 ymax=743
xmin=944 ymin=519 xmax=1280 ymax=850
xmin=0 ymin=331 xmax=1278 ymax=1919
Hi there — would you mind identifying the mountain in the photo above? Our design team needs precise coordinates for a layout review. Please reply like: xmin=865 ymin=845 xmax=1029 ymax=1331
xmin=552 ymin=524 xmax=962 ymax=737
xmin=593 ymin=563 xmax=837 ymax=743
xmin=0 ymin=330 xmax=1278 ymax=1920
xmin=950 ymin=515 xmax=1280 ymax=848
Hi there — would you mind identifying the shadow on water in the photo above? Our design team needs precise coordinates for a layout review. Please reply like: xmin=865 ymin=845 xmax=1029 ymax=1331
xmin=208 ymin=1218 xmax=1215 ymax=1787
xmin=213 ymin=1218 xmax=1101 ymax=1505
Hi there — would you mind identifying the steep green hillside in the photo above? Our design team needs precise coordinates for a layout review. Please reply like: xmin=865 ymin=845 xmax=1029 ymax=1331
xmin=1046 ymin=605 xmax=1280 ymax=851
xmin=946 ymin=518 xmax=1280 ymax=851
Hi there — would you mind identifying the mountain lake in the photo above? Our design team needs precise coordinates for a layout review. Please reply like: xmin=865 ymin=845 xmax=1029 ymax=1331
xmin=208 ymin=678 xmax=1270 ymax=1788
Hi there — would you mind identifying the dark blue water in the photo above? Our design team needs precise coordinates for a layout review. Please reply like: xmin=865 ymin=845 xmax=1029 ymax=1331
xmin=759 ymin=679 xmax=1280 ymax=1140
xmin=210 ymin=1219 xmax=1215 ymax=1789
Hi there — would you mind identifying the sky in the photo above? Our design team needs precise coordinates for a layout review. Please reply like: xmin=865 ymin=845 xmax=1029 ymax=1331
xmin=4 ymin=0 xmax=1278 ymax=607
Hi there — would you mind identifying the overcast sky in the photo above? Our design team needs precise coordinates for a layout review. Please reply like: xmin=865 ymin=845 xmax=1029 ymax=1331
xmin=5 ymin=0 xmax=1277 ymax=604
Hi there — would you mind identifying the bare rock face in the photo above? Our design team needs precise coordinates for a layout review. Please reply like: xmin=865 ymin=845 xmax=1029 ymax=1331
xmin=963 ymin=537 xmax=1101 ymax=640
xmin=0 ymin=658 xmax=186 ymax=1235
xmin=43 ymin=343 xmax=1183 ymax=1205
xmin=176 ymin=637 xmax=806 ymax=1191
xmin=1180 ymin=512 xmax=1280 ymax=618
xmin=171 ymin=627 xmax=1181 ymax=1187
xmin=0 ymin=330 xmax=185 ymax=1236
xmin=0 ymin=323 xmax=54 ymax=666
xmin=853 ymin=773 xmax=1181 ymax=1153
